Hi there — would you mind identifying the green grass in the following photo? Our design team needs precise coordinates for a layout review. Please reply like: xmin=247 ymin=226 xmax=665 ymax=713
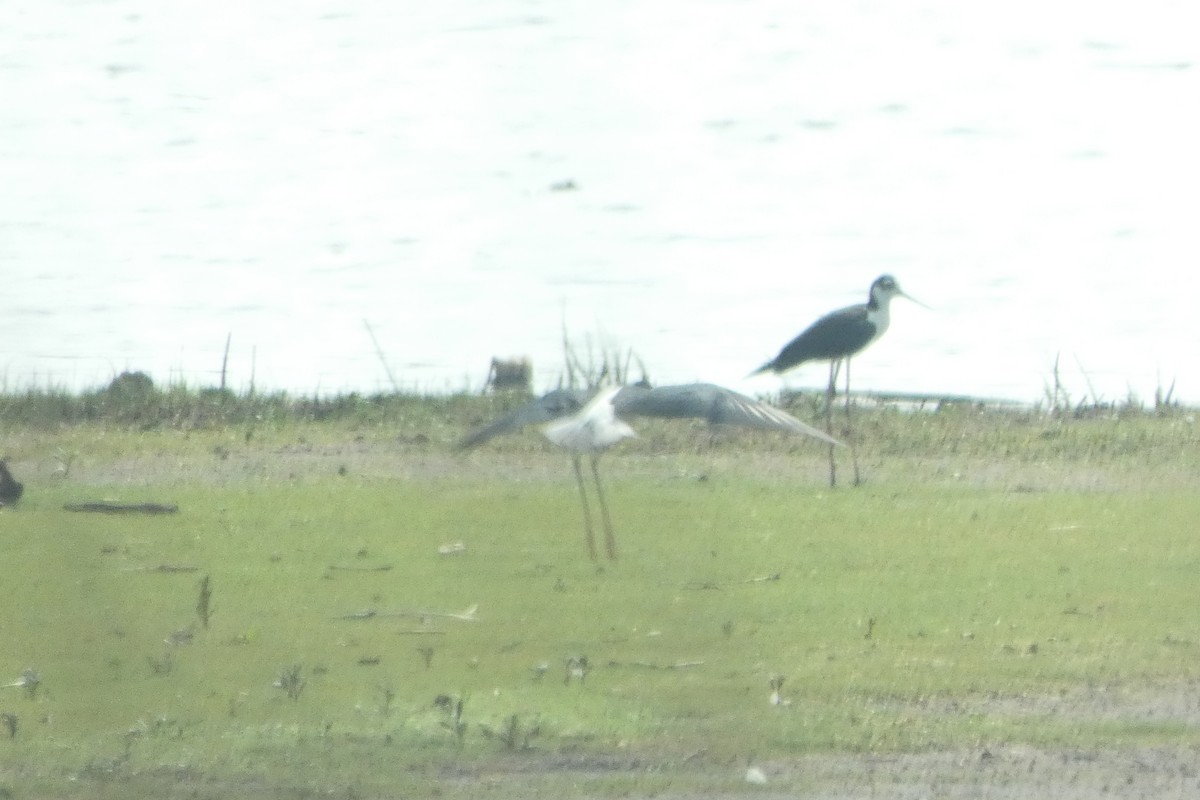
xmin=2 ymin=389 xmax=1200 ymax=797
xmin=1 ymin=411 xmax=1199 ymax=798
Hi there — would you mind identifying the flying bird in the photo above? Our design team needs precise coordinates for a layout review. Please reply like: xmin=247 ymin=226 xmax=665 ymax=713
xmin=752 ymin=274 xmax=922 ymax=487
xmin=458 ymin=382 xmax=840 ymax=560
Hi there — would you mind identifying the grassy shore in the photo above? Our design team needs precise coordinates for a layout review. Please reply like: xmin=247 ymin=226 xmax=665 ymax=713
xmin=1 ymin=384 xmax=1198 ymax=798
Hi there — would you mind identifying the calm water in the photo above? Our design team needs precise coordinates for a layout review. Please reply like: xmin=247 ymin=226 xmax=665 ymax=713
xmin=3 ymin=1 xmax=1198 ymax=403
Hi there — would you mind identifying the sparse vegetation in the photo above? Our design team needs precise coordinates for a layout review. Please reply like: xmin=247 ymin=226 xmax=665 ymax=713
xmin=196 ymin=574 xmax=213 ymax=629
xmin=0 ymin=382 xmax=1198 ymax=798
xmin=273 ymin=664 xmax=306 ymax=701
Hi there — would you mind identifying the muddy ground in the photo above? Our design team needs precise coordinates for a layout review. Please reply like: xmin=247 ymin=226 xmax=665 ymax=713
xmin=438 ymin=743 xmax=1200 ymax=800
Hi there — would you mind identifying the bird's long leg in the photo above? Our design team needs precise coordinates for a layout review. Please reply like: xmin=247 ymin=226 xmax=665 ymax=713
xmin=571 ymin=455 xmax=598 ymax=560
xmin=589 ymin=454 xmax=618 ymax=560
xmin=826 ymin=360 xmax=840 ymax=488
xmin=845 ymin=358 xmax=862 ymax=486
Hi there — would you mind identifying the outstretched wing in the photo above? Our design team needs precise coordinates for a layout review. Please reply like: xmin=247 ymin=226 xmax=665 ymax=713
xmin=456 ymin=388 xmax=590 ymax=449
xmin=616 ymin=383 xmax=841 ymax=446
xmin=459 ymin=383 xmax=841 ymax=449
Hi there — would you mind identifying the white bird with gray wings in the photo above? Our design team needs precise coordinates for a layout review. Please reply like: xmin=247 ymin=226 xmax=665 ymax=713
xmin=459 ymin=383 xmax=840 ymax=561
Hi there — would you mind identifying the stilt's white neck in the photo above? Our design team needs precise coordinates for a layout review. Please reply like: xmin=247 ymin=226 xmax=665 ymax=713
xmin=865 ymin=294 xmax=893 ymax=342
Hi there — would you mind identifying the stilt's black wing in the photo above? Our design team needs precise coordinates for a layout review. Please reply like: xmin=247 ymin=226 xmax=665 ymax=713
xmin=758 ymin=304 xmax=873 ymax=373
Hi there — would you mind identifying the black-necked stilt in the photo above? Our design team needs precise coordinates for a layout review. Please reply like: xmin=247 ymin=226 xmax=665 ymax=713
xmin=751 ymin=274 xmax=922 ymax=487
xmin=459 ymin=382 xmax=840 ymax=560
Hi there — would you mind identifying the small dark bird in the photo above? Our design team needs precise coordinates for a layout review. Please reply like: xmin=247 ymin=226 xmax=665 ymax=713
xmin=0 ymin=459 xmax=23 ymax=506
xmin=752 ymin=274 xmax=922 ymax=487
xmin=459 ymin=382 xmax=839 ymax=560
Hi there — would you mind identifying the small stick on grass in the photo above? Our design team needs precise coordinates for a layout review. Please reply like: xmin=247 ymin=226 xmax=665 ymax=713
xmin=197 ymin=575 xmax=212 ymax=628
xmin=65 ymin=502 xmax=179 ymax=515
xmin=607 ymin=659 xmax=704 ymax=671
xmin=335 ymin=605 xmax=478 ymax=623
xmin=122 ymin=564 xmax=201 ymax=574
xmin=2 ymin=669 xmax=40 ymax=699
xmin=327 ymin=564 xmax=394 ymax=573
xmin=680 ymin=573 xmax=779 ymax=590
xmin=336 ymin=609 xmax=379 ymax=621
